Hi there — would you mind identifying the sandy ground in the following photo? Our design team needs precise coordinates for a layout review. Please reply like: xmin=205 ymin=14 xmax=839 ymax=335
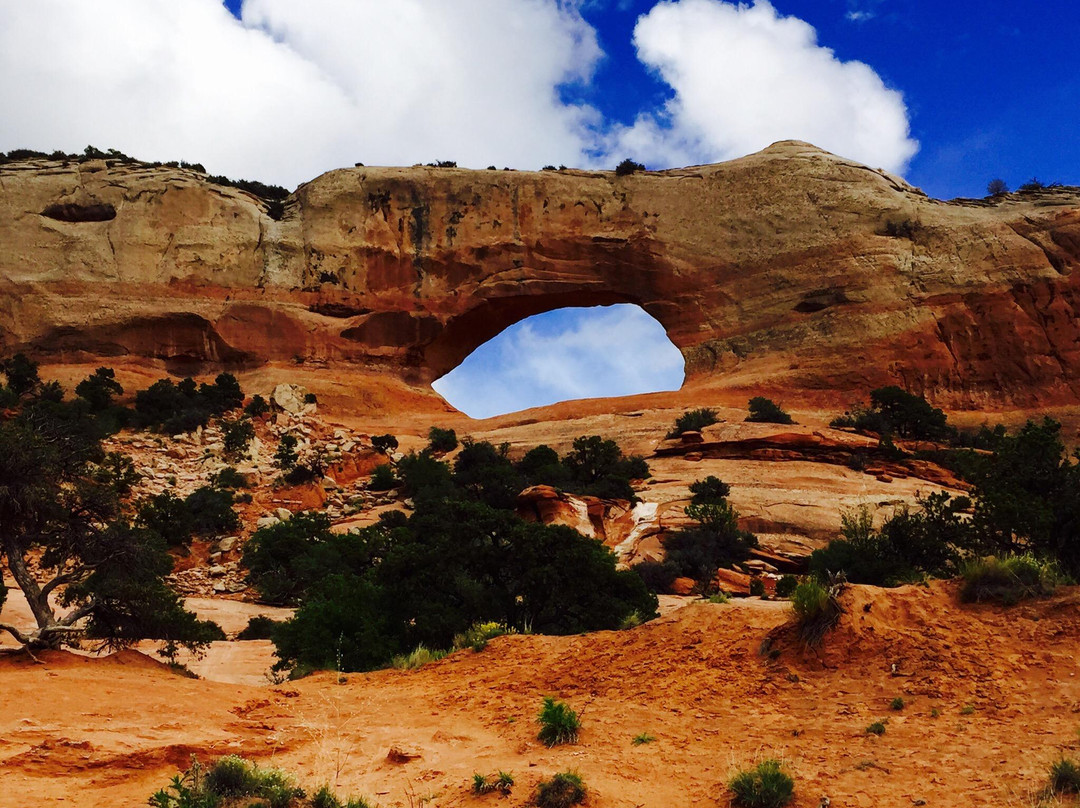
xmin=0 ymin=590 xmax=292 ymax=687
xmin=2 ymin=583 xmax=1079 ymax=808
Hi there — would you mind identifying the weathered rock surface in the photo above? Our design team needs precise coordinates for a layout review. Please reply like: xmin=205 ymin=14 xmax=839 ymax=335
xmin=2 ymin=143 xmax=1079 ymax=406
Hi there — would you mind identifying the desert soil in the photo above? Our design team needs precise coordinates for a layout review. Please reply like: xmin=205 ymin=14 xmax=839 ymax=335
xmin=2 ymin=583 xmax=1079 ymax=807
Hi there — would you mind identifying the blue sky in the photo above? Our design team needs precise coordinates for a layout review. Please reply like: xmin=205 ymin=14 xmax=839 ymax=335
xmin=2 ymin=1 xmax=1077 ymax=417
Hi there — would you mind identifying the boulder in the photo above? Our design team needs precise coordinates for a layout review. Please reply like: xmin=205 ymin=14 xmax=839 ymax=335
xmin=670 ymin=577 xmax=697 ymax=596
xmin=713 ymin=568 xmax=752 ymax=596
xmin=270 ymin=384 xmax=310 ymax=415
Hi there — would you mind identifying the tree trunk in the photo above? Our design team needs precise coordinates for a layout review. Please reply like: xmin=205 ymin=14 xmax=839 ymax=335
xmin=1 ymin=536 xmax=60 ymax=645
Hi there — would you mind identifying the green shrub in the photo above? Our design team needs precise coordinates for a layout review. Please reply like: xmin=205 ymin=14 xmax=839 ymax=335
xmin=428 ymin=426 xmax=458 ymax=453
xmin=614 ymin=158 xmax=645 ymax=176
xmin=537 ymin=697 xmax=580 ymax=746
xmin=204 ymin=755 xmax=257 ymax=797
xmin=1049 ymin=757 xmax=1080 ymax=794
xmin=1 ymin=352 xmax=40 ymax=397
xmin=283 ymin=464 xmax=320 ymax=486
xmin=222 ymin=417 xmax=255 ymax=459
xmin=728 ymin=759 xmax=794 ymax=808
xmin=473 ymin=771 xmax=514 ymax=795
xmin=959 ymin=554 xmax=1064 ymax=605
xmin=369 ymin=463 xmax=398 ymax=491
xmin=452 ymin=439 xmax=524 ymax=509
xmin=631 ymin=732 xmax=656 ymax=745
xmin=275 ymin=433 xmax=299 ymax=470
xmin=633 ymin=559 xmax=680 ymax=593
xmin=662 ymin=478 xmax=757 ymax=584
xmin=211 ymin=466 xmax=247 ymax=490
xmin=809 ymin=496 xmax=970 ymax=586
xmin=236 ymin=615 xmax=281 ymax=641
xmin=790 ymin=577 xmax=844 ymax=647
xmin=242 ymin=512 xmax=385 ymax=606
xmin=562 ymin=435 xmax=649 ymax=501
xmin=371 ymin=433 xmax=398 ymax=454
xmin=516 ymin=444 xmax=571 ymax=487
xmin=667 ymin=407 xmax=718 ymax=437
xmin=133 ymin=374 xmax=244 ymax=434
xmin=535 ymin=772 xmax=586 ymax=808
xmin=312 ymin=785 xmax=343 ymax=808
xmin=865 ymin=720 xmax=886 ymax=736
xmin=244 ymin=395 xmax=269 ymax=418
xmin=137 ymin=491 xmax=195 ymax=547
xmin=75 ymin=367 xmax=123 ymax=410
xmin=746 ymin=397 xmax=794 ymax=425
xmin=185 ymin=486 xmax=239 ymax=538
xmin=775 ymin=575 xmax=798 ymax=599
xmin=890 ymin=697 xmax=905 ymax=711
xmin=750 ymin=578 xmax=766 ymax=597
xmin=391 ymin=645 xmax=448 ymax=669
xmin=455 ymin=621 xmax=514 ymax=652
xmin=514 ymin=437 xmax=648 ymax=502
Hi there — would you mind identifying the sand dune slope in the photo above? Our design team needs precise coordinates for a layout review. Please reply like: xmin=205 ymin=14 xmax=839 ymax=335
xmin=1 ymin=583 xmax=1078 ymax=807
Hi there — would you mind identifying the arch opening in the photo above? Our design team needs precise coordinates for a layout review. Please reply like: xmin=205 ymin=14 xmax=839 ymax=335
xmin=431 ymin=304 xmax=685 ymax=419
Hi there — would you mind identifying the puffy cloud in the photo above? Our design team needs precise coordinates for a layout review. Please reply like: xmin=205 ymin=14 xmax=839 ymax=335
xmin=602 ymin=0 xmax=917 ymax=173
xmin=432 ymin=305 xmax=685 ymax=419
xmin=0 ymin=0 xmax=915 ymax=185
xmin=0 ymin=0 xmax=601 ymax=187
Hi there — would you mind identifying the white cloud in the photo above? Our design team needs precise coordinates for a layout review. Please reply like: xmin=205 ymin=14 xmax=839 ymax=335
xmin=601 ymin=0 xmax=917 ymax=173
xmin=0 ymin=0 xmax=601 ymax=187
xmin=0 ymin=0 xmax=915 ymax=185
xmin=432 ymin=305 xmax=685 ymax=419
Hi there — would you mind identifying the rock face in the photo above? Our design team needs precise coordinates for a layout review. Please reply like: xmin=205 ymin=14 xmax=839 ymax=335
xmin=2 ymin=143 xmax=1079 ymax=406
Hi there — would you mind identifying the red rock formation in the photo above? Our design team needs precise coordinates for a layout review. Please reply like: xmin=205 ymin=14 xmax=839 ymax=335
xmin=1 ymin=143 xmax=1078 ymax=407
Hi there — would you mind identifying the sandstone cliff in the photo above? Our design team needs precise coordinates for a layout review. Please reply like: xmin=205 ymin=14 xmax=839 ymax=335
xmin=1 ymin=141 xmax=1078 ymax=408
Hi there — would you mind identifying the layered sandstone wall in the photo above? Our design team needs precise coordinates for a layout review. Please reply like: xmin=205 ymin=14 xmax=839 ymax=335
xmin=1 ymin=141 xmax=1078 ymax=406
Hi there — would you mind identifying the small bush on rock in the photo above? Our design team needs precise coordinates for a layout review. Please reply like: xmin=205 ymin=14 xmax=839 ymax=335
xmin=537 ymin=697 xmax=580 ymax=746
xmin=371 ymin=433 xmax=398 ymax=454
xmin=728 ymin=759 xmax=794 ymax=808
xmin=667 ymin=407 xmax=718 ymax=437
xmin=746 ymin=397 xmax=794 ymax=425
xmin=614 ymin=158 xmax=645 ymax=176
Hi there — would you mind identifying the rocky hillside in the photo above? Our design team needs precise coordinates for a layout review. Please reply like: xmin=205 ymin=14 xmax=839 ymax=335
xmin=2 ymin=142 xmax=1079 ymax=408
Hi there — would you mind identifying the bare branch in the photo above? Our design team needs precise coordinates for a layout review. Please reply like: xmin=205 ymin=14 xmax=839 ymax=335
xmin=39 ymin=566 xmax=90 ymax=601
xmin=57 ymin=598 xmax=96 ymax=628
xmin=0 ymin=622 xmax=33 ymax=645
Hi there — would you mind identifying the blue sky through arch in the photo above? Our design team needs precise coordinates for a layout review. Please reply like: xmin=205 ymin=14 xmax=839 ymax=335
xmin=431 ymin=304 xmax=685 ymax=419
